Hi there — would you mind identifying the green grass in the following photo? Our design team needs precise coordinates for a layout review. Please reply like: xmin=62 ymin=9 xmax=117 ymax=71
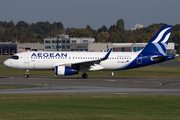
xmin=0 ymin=84 xmax=34 ymax=89
xmin=0 ymin=94 xmax=180 ymax=120
xmin=0 ymin=85 xmax=26 ymax=89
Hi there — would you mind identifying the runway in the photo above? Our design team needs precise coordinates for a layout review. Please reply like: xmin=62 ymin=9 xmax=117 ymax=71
xmin=0 ymin=76 xmax=180 ymax=94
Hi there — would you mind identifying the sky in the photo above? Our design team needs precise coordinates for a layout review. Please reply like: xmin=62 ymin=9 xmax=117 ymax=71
xmin=0 ymin=0 xmax=180 ymax=30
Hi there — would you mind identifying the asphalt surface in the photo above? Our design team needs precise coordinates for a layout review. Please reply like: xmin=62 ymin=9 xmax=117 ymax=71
xmin=0 ymin=76 xmax=180 ymax=95
xmin=0 ymin=60 xmax=180 ymax=94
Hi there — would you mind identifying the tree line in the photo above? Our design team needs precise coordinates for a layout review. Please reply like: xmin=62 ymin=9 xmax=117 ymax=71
xmin=0 ymin=21 xmax=64 ymax=43
xmin=0 ymin=19 xmax=180 ymax=53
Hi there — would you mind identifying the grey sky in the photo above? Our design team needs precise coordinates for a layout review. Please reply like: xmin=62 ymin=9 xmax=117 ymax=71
xmin=0 ymin=0 xmax=179 ymax=30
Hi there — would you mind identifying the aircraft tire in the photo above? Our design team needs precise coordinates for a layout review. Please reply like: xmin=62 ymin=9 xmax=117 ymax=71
xmin=82 ymin=73 xmax=88 ymax=79
xmin=24 ymin=74 xmax=29 ymax=78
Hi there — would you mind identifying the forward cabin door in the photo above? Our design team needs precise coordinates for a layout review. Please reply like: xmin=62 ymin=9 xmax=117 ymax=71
xmin=24 ymin=52 xmax=29 ymax=63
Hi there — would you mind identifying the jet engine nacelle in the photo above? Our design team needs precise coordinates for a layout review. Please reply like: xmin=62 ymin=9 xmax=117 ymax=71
xmin=55 ymin=66 xmax=78 ymax=75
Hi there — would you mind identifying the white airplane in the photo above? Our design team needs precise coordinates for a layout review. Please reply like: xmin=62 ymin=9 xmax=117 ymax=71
xmin=3 ymin=25 xmax=175 ymax=79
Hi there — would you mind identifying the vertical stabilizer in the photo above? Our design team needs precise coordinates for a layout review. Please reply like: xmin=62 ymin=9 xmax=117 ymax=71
xmin=141 ymin=25 xmax=172 ymax=56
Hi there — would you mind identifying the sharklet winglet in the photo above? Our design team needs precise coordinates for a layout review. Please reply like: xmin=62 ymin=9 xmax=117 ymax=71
xmin=101 ymin=48 xmax=112 ymax=60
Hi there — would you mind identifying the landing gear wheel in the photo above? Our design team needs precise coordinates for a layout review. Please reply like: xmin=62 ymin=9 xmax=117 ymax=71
xmin=24 ymin=69 xmax=29 ymax=78
xmin=82 ymin=73 xmax=88 ymax=79
xmin=24 ymin=74 xmax=29 ymax=78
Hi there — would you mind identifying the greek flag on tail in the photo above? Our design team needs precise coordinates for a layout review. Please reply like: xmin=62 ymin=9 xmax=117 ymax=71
xmin=141 ymin=25 xmax=172 ymax=56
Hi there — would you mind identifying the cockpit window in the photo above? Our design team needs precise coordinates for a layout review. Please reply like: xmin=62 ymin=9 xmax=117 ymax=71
xmin=10 ymin=55 xmax=19 ymax=60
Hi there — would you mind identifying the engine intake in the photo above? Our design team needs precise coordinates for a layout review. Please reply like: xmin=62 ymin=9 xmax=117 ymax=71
xmin=55 ymin=66 xmax=79 ymax=75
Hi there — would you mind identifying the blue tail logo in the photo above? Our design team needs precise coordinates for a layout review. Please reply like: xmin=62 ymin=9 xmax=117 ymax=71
xmin=141 ymin=25 xmax=172 ymax=55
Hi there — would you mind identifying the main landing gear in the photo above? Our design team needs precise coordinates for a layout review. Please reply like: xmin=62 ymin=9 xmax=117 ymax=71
xmin=24 ymin=69 xmax=29 ymax=78
xmin=82 ymin=73 xmax=88 ymax=79
xmin=24 ymin=69 xmax=88 ymax=79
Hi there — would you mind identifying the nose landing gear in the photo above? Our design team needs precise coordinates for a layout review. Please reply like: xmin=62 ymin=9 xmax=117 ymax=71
xmin=24 ymin=70 xmax=29 ymax=78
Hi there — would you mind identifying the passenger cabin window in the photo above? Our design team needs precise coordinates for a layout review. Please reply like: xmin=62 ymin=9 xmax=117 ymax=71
xmin=10 ymin=55 xmax=19 ymax=60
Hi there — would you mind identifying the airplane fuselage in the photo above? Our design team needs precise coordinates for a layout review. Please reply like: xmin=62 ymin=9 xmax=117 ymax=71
xmin=4 ymin=51 xmax=139 ymax=71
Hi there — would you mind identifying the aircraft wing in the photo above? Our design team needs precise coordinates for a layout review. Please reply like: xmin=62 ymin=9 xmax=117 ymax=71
xmin=71 ymin=48 xmax=112 ymax=71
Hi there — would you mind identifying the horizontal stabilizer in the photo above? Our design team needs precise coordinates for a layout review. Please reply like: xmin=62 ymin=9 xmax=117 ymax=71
xmin=151 ymin=55 xmax=173 ymax=61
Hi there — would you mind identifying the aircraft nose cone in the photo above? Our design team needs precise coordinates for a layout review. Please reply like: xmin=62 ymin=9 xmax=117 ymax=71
xmin=3 ymin=60 xmax=10 ymax=67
